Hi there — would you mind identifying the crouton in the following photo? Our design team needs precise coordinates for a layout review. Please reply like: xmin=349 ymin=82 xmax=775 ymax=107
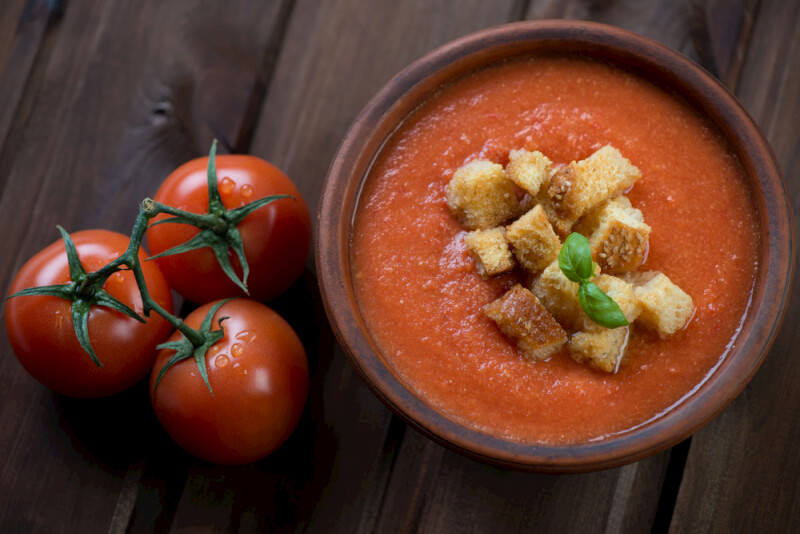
xmin=505 ymin=205 xmax=561 ymax=274
xmin=464 ymin=228 xmax=515 ymax=277
xmin=568 ymin=326 xmax=631 ymax=373
xmin=505 ymin=149 xmax=552 ymax=196
xmin=484 ymin=284 xmax=567 ymax=362
xmin=545 ymin=165 xmax=582 ymax=235
xmin=547 ymin=146 xmax=642 ymax=234
xmin=568 ymin=275 xmax=637 ymax=371
xmin=576 ymin=196 xmax=650 ymax=274
xmin=531 ymin=260 xmax=583 ymax=329
xmin=626 ymin=272 xmax=694 ymax=338
xmin=446 ymin=160 xmax=519 ymax=230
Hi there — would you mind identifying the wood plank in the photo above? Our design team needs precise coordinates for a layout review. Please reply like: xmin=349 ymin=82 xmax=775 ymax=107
xmin=527 ymin=0 xmax=753 ymax=83
xmin=0 ymin=0 xmax=29 ymax=63
xmin=0 ymin=0 xmax=56 ymax=161
xmin=0 ymin=1 xmax=291 ymax=532
xmin=0 ymin=0 xmax=59 ymax=201
xmin=373 ymin=430 xmax=671 ymax=533
xmin=670 ymin=0 xmax=800 ymax=531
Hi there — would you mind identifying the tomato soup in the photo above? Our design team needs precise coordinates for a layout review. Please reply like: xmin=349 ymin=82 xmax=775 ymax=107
xmin=351 ymin=57 xmax=759 ymax=444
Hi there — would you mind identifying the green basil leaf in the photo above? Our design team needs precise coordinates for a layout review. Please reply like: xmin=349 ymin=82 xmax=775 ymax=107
xmin=559 ymin=233 xmax=594 ymax=283
xmin=578 ymin=282 xmax=630 ymax=328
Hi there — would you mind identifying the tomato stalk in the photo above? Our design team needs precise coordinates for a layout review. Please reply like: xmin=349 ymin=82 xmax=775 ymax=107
xmin=8 ymin=140 xmax=292 ymax=396
xmin=60 ymin=204 xmax=204 ymax=348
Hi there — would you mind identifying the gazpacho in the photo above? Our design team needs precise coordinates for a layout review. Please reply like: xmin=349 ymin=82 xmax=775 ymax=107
xmin=351 ymin=56 xmax=760 ymax=444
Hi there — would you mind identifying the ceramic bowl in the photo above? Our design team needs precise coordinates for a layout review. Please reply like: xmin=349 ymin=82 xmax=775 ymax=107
xmin=316 ymin=20 xmax=793 ymax=472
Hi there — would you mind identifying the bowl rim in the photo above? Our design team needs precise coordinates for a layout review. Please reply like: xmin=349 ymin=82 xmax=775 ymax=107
xmin=316 ymin=20 xmax=794 ymax=472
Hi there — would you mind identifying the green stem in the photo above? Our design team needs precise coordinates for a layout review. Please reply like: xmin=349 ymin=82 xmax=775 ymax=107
xmin=79 ymin=198 xmax=212 ymax=348
xmin=148 ymin=199 xmax=227 ymax=233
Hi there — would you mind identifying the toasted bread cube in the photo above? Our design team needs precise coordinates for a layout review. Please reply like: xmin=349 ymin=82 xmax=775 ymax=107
xmin=530 ymin=170 xmax=572 ymax=237
xmin=628 ymin=272 xmax=694 ymax=338
xmin=505 ymin=205 xmax=561 ymax=274
xmin=569 ymin=327 xmax=631 ymax=373
xmin=446 ymin=160 xmax=519 ymax=230
xmin=531 ymin=260 xmax=583 ymax=329
xmin=544 ymin=165 xmax=582 ymax=236
xmin=505 ymin=149 xmax=552 ymax=196
xmin=485 ymin=284 xmax=567 ymax=362
xmin=547 ymin=146 xmax=641 ymax=234
xmin=577 ymin=196 xmax=651 ymax=274
xmin=464 ymin=228 xmax=515 ymax=277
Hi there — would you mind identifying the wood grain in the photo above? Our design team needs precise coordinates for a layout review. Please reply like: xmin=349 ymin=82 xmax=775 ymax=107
xmin=373 ymin=429 xmax=670 ymax=533
xmin=0 ymin=0 xmax=58 ymax=162
xmin=527 ymin=0 xmax=702 ymax=61
xmin=0 ymin=0 xmax=796 ymax=531
xmin=670 ymin=0 xmax=800 ymax=531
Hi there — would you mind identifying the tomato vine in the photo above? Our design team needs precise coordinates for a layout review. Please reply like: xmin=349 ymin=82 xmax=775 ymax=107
xmin=7 ymin=140 xmax=292 ymax=396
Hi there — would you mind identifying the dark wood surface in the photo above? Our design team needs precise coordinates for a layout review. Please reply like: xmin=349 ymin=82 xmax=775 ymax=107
xmin=0 ymin=0 xmax=796 ymax=532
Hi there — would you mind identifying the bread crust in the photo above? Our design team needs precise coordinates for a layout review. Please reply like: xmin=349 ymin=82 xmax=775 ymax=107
xmin=484 ymin=284 xmax=567 ymax=362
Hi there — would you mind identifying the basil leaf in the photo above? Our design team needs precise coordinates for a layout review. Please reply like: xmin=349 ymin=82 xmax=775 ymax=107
xmin=559 ymin=233 xmax=594 ymax=283
xmin=578 ymin=282 xmax=630 ymax=328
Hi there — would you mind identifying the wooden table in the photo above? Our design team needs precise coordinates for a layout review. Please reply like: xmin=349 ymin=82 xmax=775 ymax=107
xmin=1 ymin=1 xmax=797 ymax=532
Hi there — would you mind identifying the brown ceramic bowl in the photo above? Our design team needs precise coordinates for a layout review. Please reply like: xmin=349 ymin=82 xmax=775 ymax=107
xmin=316 ymin=21 xmax=793 ymax=472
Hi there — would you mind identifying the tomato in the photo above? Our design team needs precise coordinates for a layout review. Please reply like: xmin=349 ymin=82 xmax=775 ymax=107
xmin=5 ymin=230 xmax=174 ymax=398
xmin=149 ymin=299 xmax=308 ymax=464
xmin=147 ymin=155 xmax=311 ymax=304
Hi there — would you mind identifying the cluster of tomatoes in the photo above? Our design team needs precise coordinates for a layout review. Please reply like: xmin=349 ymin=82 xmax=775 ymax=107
xmin=4 ymin=150 xmax=311 ymax=465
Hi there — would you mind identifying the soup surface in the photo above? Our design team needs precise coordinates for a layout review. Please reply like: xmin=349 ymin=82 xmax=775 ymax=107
xmin=351 ymin=56 xmax=759 ymax=444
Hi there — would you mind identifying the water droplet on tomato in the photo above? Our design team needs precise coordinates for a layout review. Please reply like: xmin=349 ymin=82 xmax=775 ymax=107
xmin=235 ymin=330 xmax=254 ymax=342
xmin=233 ymin=362 xmax=247 ymax=376
xmin=209 ymin=344 xmax=222 ymax=355
xmin=231 ymin=343 xmax=243 ymax=357
xmin=241 ymin=184 xmax=254 ymax=198
xmin=215 ymin=354 xmax=229 ymax=368
xmin=219 ymin=177 xmax=235 ymax=195
xmin=54 ymin=310 xmax=64 ymax=334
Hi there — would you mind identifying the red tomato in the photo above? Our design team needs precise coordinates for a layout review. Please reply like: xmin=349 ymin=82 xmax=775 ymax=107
xmin=150 ymin=299 xmax=308 ymax=464
xmin=5 ymin=230 xmax=174 ymax=398
xmin=147 ymin=155 xmax=311 ymax=304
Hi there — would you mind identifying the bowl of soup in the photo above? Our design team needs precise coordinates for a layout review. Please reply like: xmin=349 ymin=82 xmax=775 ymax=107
xmin=316 ymin=20 xmax=793 ymax=472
